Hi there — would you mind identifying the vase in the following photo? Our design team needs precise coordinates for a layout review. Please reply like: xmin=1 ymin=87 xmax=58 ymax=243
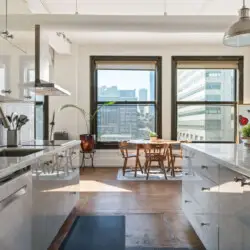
xmin=80 ymin=134 xmax=95 ymax=152
xmin=150 ymin=136 xmax=157 ymax=142
xmin=241 ymin=137 xmax=250 ymax=145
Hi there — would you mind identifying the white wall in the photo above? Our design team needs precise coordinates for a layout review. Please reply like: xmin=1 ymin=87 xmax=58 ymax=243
xmin=0 ymin=40 xmax=35 ymax=145
xmin=50 ymin=43 xmax=250 ymax=166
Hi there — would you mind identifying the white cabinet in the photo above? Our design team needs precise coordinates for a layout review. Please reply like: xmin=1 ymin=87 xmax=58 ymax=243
xmin=182 ymin=147 xmax=250 ymax=250
xmin=0 ymin=169 xmax=32 ymax=250
xmin=0 ymin=56 xmax=12 ymax=98
xmin=32 ymin=165 xmax=79 ymax=249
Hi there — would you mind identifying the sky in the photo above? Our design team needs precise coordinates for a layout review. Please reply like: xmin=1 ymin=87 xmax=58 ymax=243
xmin=97 ymin=70 xmax=154 ymax=98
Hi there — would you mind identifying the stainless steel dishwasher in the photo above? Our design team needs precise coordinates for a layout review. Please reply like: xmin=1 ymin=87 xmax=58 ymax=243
xmin=0 ymin=166 xmax=32 ymax=250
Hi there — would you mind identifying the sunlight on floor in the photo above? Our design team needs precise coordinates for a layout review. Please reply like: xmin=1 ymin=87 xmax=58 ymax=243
xmin=43 ymin=180 xmax=132 ymax=193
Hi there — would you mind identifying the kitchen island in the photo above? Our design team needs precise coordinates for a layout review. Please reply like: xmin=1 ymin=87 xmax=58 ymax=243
xmin=0 ymin=140 xmax=81 ymax=250
xmin=182 ymin=143 xmax=250 ymax=250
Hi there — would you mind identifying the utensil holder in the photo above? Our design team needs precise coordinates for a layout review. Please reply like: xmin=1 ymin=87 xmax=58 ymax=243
xmin=7 ymin=130 xmax=20 ymax=147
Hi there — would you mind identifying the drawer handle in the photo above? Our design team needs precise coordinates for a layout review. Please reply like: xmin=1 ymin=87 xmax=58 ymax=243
xmin=72 ymin=151 xmax=77 ymax=155
xmin=1 ymin=89 xmax=11 ymax=94
xmin=184 ymin=200 xmax=192 ymax=203
xmin=201 ymin=187 xmax=210 ymax=191
xmin=234 ymin=176 xmax=245 ymax=182
xmin=183 ymin=156 xmax=190 ymax=159
xmin=70 ymin=192 xmax=77 ymax=195
xmin=201 ymin=165 xmax=208 ymax=170
xmin=234 ymin=176 xmax=250 ymax=186
xmin=0 ymin=185 xmax=27 ymax=212
xmin=58 ymin=154 xmax=64 ymax=158
xmin=201 ymin=222 xmax=210 ymax=227
xmin=44 ymin=160 xmax=53 ymax=165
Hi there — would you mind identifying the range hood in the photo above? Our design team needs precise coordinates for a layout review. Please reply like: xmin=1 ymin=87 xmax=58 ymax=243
xmin=23 ymin=80 xmax=71 ymax=96
xmin=23 ymin=25 xmax=71 ymax=96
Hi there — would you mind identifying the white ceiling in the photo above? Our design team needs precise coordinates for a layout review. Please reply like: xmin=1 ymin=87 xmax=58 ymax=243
xmin=0 ymin=0 xmax=248 ymax=45
xmin=68 ymin=31 xmax=224 ymax=45
xmin=40 ymin=0 xmax=245 ymax=15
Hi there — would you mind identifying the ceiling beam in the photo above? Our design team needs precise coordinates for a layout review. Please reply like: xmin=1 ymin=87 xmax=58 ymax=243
xmin=0 ymin=14 xmax=237 ymax=32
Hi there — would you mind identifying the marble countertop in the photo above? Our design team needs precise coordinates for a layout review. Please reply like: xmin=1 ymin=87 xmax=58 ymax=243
xmin=0 ymin=140 xmax=80 ymax=180
xmin=182 ymin=143 xmax=250 ymax=177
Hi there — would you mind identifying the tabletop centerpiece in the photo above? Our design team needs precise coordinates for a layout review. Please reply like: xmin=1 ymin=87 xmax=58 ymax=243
xmin=149 ymin=131 xmax=158 ymax=142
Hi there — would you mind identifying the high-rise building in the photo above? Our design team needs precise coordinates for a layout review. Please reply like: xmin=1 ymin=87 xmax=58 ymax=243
xmin=139 ymin=88 xmax=148 ymax=114
xmin=177 ymin=69 xmax=234 ymax=141
xmin=97 ymin=86 xmax=138 ymax=141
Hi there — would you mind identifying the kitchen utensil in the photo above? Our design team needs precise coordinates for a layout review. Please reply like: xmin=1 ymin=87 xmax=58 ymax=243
xmin=6 ymin=115 xmax=12 ymax=129
xmin=13 ymin=114 xmax=19 ymax=129
xmin=17 ymin=115 xmax=29 ymax=130
xmin=0 ymin=107 xmax=10 ymax=129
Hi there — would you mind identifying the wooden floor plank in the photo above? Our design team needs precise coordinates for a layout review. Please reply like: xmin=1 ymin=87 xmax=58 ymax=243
xmin=49 ymin=167 xmax=204 ymax=250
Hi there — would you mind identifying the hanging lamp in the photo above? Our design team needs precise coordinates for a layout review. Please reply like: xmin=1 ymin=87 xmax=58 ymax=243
xmin=223 ymin=0 xmax=250 ymax=47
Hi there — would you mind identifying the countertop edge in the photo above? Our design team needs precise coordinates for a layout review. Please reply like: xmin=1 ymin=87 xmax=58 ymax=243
xmin=182 ymin=144 xmax=250 ymax=177
xmin=0 ymin=140 xmax=81 ymax=180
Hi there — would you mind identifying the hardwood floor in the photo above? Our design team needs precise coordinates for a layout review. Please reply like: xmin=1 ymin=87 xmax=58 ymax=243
xmin=49 ymin=167 xmax=205 ymax=249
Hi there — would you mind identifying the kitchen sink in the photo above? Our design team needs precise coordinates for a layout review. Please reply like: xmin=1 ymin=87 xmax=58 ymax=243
xmin=0 ymin=148 xmax=42 ymax=157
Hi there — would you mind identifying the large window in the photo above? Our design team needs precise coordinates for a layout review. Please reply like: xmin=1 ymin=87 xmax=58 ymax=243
xmin=172 ymin=56 xmax=243 ymax=143
xmin=91 ymin=56 xmax=162 ymax=148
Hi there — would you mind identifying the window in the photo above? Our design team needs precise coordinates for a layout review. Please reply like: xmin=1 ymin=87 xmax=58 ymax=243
xmin=25 ymin=69 xmax=48 ymax=140
xmin=172 ymin=56 xmax=243 ymax=142
xmin=91 ymin=56 xmax=162 ymax=148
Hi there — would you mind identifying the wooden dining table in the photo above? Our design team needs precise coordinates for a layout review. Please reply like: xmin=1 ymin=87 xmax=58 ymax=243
xmin=128 ymin=139 xmax=181 ymax=177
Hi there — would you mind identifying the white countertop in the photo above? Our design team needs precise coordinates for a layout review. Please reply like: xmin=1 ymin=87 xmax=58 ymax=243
xmin=0 ymin=140 xmax=80 ymax=180
xmin=183 ymin=143 xmax=250 ymax=177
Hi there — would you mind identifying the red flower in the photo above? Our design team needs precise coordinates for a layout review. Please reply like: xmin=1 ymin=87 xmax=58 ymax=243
xmin=239 ymin=115 xmax=249 ymax=126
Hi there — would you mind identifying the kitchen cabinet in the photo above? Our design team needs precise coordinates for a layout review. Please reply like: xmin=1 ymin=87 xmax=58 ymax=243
xmin=0 ymin=168 xmax=32 ymax=250
xmin=32 ymin=145 xmax=80 ymax=249
xmin=0 ymin=56 xmax=12 ymax=98
xmin=182 ymin=146 xmax=250 ymax=250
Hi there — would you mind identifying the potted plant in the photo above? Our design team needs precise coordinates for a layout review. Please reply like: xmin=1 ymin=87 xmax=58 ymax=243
xmin=59 ymin=101 xmax=115 ymax=151
xmin=241 ymin=123 xmax=250 ymax=144
xmin=149 ymin=131 xmax=158 ymax=142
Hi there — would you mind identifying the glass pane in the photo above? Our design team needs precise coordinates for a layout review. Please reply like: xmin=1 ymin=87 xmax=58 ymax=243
xmin=177 ymin=69 xmax=235 ymax=101
xmin=97 ymin=70 xmax=155 ymax=102
xmin=177 ymin=104 xmax=235 ymax=142
xmin=36 ymin=104 xmax=44 ymax=140
xmin=97 ymin=104 xmax=156 ymax=142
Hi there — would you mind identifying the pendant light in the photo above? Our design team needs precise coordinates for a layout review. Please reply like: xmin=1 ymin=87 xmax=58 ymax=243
xmin=223 ymin=0 xmax=250 ymax=47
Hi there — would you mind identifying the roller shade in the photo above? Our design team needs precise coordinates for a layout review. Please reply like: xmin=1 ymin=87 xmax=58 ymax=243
xmin=95 ymin=61 xmax=157 ymax=70
xmin=177 ymin=61 xmax=238 ymax=69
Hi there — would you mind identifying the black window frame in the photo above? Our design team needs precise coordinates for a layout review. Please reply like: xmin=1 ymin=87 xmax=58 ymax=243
xmin=90 ymin=55 xmax=162 ymax=149
xmin=171 ymin=56 xmax=244 ymax=143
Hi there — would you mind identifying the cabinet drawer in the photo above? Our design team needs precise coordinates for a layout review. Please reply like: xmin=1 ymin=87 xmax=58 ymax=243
xmin=184 ymin=212 xmax=218 ymax=250
xmin=183 ymin=177 xmax=219 ymax=214
xmin=182 ymin=189 xmax=201 ymax=214
xmin=194 ymin=164 xmax=219 ymax=184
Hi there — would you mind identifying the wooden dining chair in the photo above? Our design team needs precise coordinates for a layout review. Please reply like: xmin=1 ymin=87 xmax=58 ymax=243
xmin=119 ymin=141 xmax=143 ymax=177
xmin=143 ymin=143 xmax=169 ymax=180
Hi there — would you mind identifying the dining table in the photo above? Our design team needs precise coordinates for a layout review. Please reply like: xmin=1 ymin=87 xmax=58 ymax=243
xmin=128 ymin=139 xmax=181 ymax=177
